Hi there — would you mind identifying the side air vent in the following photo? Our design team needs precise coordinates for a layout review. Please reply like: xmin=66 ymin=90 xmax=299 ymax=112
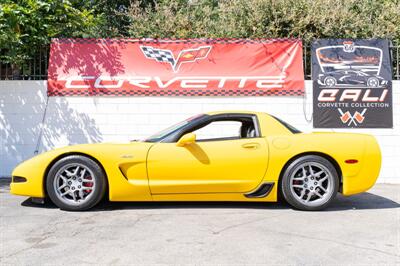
xmin=244 ymin=182 xmax=274 ymax=198
xmin=118 ymin=167 xmax=129 ymax=180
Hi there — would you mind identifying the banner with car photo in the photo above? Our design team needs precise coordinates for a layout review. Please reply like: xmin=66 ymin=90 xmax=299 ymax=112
xmin=47 ymin=38 xmax=304 ymax=96
xmin=312 ymin=39 xmax=393 ymax=128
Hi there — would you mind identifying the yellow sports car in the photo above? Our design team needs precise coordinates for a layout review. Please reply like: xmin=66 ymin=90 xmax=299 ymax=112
xmin=10 ymin=111 xmax=381 ymax=211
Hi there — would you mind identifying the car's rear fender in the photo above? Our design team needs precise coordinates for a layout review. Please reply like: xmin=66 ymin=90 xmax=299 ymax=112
xmin=263 ymin=132 xmax=380 ymax=196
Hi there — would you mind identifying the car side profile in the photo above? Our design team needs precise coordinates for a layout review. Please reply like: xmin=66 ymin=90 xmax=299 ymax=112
xmin=318 ymin=70 xmax=387 ymax=88
xmin=10 ymin=111 xmax=381 ymax=211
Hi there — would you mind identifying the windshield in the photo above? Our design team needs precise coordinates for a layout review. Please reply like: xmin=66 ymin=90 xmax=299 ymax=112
xmin=144 ymin=114 xmax=205 ymax=142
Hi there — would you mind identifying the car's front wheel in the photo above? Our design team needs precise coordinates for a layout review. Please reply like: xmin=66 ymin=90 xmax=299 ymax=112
xmin=324 ymin=76 xmax=337 ymax=87
xmin=281 ymin=155 xmax=339 ymax=211
xmin=46 ymin=155 xmax=106 ymax=211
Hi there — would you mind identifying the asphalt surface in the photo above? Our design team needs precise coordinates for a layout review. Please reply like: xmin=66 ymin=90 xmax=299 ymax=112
xmin=0 ymin=179 xmax=399 ymax=265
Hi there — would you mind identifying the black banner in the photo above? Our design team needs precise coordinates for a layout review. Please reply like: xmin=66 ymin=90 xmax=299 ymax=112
xmin=312 ymin=39 xmax=393 ymax=128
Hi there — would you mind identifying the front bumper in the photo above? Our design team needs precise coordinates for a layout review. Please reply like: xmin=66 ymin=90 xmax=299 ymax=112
xmin=10 ymin=156 xmax=46 ymax=198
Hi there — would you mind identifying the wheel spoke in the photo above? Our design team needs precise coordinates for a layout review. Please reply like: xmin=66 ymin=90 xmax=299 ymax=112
xmin=71 ymin=191 xmax=77 ymax=202
xmin=302 ymin=167 xmax=307 ymax=177
xmin=60 ymin=189 xmax=70 ymax=196
xmin=299 ymin=189 xmax=306 ymax=199
xmin=73 ymin=166 xmax=80 ymax=175
xmin=294 ymin=167 xmax=307 ymax=180
xmin=305 ymin=192 xmax=313 ymax=202
xmin=308 ymin=164 xmax=314 ymax=175
xmin=59 ymin=174 xmax=68 ymax=183
xmin=82 ymin=186 xmax=93 ymax=190
xmin=318 ymin=176 xmax=328 ymax=182
xmin=292 ymin=184 xmax=303 ymax=188
xmin=314 ymin=170 xmax=324 ymax=177
xmin=64 ymin=169 xmax=74 ymax=176
xmin=80 ymin=168 xmax=86 ymax=179
xmin=318 ymin=186 xmax=327 ymax=192
xmin=79 ymin=189 xmax=84 ymax=199
xmin=58 ymin=184 xmax=67 ymax=191
xmin=315 ymin=190 xmax=324 ymax=198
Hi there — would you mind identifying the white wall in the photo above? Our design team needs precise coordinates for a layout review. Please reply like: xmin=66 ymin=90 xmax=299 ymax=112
xmin=1 ymin=80 xmax=399 ymax=182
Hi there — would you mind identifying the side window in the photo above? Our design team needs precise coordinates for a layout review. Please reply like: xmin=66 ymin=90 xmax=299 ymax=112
xmin=193 ymin=121 xmax=242 ymax=141
xmin=190 ymin=117 xmax=258 ymax=141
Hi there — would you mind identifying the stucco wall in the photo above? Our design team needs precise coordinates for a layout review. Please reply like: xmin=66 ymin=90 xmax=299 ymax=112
xmin=1 ymin=80 xmax=399 ymax=182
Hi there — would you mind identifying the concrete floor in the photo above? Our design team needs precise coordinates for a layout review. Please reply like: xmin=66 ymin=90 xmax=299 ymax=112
xmin=0 ymin=180 xmax=399 ymax=265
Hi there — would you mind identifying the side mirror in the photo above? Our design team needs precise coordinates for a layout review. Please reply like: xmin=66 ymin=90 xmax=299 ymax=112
xmin=176 ymin=133 xmax=196 ymax=147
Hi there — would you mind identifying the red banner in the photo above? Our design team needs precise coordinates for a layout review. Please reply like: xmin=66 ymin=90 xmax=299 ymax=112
xmin=48 ymin=39 xmax=304 ymax=96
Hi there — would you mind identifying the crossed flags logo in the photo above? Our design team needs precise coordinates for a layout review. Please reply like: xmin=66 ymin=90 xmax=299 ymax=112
xmin=338 ymin=108 xmax=367 ymax=126
xmin=140 ymin=46 xmax=212 ymax=72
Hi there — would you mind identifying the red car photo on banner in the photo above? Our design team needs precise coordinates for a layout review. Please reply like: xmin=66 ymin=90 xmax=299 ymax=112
xmin=47 ymin=38 xmax=304 ymax=96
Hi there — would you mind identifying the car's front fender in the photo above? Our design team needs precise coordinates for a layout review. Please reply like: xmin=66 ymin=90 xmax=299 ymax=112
xmin=10 ymin=142 xmax=155 ymax=201
xmin=11 ymin=149 xmax=65 ymax=197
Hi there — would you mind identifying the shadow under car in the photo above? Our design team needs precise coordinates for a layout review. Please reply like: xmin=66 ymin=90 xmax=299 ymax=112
xmin=19 ymin=191 xmax=400 ymax=212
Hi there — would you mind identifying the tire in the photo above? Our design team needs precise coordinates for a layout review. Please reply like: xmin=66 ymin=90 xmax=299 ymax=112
xmin=281 ymin=155 xmax=339 ymax=211
xmin=324 ymin=76 xmax=336 ymax=87
xmin=367 ymin=77 xmax=379 ymax=87
xmin=46 ymin=155 xmax=106 ymax=211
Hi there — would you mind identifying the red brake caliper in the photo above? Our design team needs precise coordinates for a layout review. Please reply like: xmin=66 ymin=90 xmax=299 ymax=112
xmin=293 ymin=180 xmax=301 ymax=185
xmin=83 ymin=176 xmax=93 ymax=193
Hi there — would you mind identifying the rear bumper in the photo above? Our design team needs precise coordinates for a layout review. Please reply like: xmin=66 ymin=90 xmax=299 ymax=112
xmin=342 ymin=135 xmax=381 ymax=196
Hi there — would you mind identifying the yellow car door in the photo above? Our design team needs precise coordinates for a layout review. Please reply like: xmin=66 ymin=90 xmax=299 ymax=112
xmin=147 ymin=137 xmax=269 ymax=194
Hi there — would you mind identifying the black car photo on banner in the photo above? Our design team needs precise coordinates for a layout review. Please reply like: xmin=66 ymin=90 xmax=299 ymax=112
xmin=312 ymin=39 xmax=393 ymax=128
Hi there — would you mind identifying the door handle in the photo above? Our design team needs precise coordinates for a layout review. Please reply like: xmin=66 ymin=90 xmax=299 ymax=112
xmin=242 ymin=143 xmax=259 ymax=149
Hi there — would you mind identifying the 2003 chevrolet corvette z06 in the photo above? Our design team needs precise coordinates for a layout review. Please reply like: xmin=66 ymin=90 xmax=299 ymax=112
xmin=11 ymin=111 xmax=381 ymax=211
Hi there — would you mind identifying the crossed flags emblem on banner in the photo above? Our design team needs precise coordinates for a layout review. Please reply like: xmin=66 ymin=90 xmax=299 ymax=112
xmin=140 ymin=46 xmax=211 ymax=72
xmin=338 ymin=108 xmax=367 ymax=126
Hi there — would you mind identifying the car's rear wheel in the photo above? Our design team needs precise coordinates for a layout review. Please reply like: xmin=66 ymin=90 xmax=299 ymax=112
xmin=46 ymin=155 xmax=106 ymax=211
xmin=281 ymin=155 xmax=339 ymax=211
xmin=367 ymin=77 xmax=379 ymax=87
